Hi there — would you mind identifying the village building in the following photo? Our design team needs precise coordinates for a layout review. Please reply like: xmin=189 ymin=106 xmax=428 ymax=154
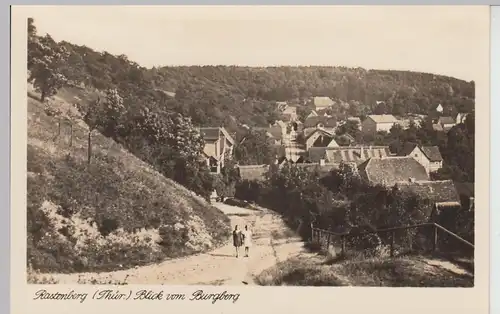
xmin=305 ymin=110 xmax=319 ymax=119
xmin=304 ymin=128 xmax=339 ymax=150
xmin=361 ymin=114 xmax=399 ymax=134
xmin=455 ymin=112 xmax=470 ymax=124
xmin=302 ymin=116 xmax=337 ymax=137
xmin=397 ymin=143 xmax=444 ymax=173
xmin=281 ymin=105 xmax=298 ymax=121
xmin=307 ymin=146 xmax=392 ymax=165
xmin=236 ymin=164 xmax=269 ymax=181
xmin=313 ymin=96 xmax=334 ymax=111
xmin=357 ymin=156 xmax=430 ymax=187
xmin=435 ymin=104 xmax=444 ymax=113
xmin=395 ymin=180 xmax=462 ymax=219
xmin=437 ymin=116 xmax=456 ymax=131
xmin=199 ymin=127 xmax=235 ymax=174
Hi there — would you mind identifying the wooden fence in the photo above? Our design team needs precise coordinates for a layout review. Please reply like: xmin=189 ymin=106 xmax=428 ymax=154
xmin=311 ymin=222 xmax=474 ymax=259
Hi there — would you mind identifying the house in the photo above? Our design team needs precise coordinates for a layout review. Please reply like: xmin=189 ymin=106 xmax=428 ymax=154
xmin=276 ymin=101 xmax=288 ymax=111
xmin=308 ymin=146 xmax=392 ymax=164
xmin=306 ymin=110 xmax=319 ymax=119
xmin=305 ymin=128 xmax=339 ymax=150
xmin=398 ymin=117 xmax=423 ymax=129
xmin=357 ymin=156 xmax=430 ymax=187
xmin=303 ymin=116 xmax=337 ymax=132
xmin=361 ymin=114 xmax=399 ymax=134
xmin=438 ymin=116 xmax=456 ymax=131
xmin=435 ymin=104 xmax=444 ymax=113
xmin=396 ymin=180 xmax=462 ymax=219
xmin=313 ymin=96 xmax=334 ymax=111
xmin=199 ymin=127 xmax=235 ymax=174
xmin=282 ymin=105 xmax=298 ymax=121
xmin=237 ymin=165 xmax=269 ymax=181
xmin=455 ymin=112 xmax=470 ymax=124
xmin=397 ymin=143 xmax=443 ymax=173
xmin=268 ymin=125 xmax=284 ymax=145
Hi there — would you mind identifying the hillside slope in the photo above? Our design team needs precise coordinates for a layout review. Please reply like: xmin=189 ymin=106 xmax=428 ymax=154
xmin=27 ymin=87 xmax=231 ymax=274
xmin=256 ymin=254 xmax=473 ymax=287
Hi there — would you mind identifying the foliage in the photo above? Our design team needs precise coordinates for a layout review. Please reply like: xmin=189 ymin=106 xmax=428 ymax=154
xmin=234 ymin=128 xmax=276 ymax=165
xmin=28 ymin=27 xmax=69 ymax=102
xmin=27 ymin=96 xmax=231 ymax=273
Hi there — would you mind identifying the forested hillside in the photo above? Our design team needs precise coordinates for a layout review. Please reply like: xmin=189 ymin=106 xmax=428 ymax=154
xmin=35 ymin=26 xmax=475 ymax=130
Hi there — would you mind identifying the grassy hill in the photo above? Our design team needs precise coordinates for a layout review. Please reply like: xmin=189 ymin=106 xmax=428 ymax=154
xmin=256 ymin=254 xmax=473 ymax=287
xmin=27 ymin=85 xmax=231 ymax=274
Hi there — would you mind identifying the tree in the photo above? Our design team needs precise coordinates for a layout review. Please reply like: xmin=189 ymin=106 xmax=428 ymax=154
xmin=234 ymin=129 xmax=275 ymax=165
xmin=28 ymin=31 xmax=69 ymax=102
xmin=77 ymin=89 xmax=125 ymax=164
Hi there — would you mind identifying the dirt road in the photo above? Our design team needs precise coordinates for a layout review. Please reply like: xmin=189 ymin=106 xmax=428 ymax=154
xmin=39 ymin=203 xmax=306 ymax=285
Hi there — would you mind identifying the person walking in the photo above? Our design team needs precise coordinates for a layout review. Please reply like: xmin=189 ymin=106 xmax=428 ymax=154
xmin=232 ymin=225 xmax=243 ymax=257
xmin=242 ymin=225 xmax=252 ymax=257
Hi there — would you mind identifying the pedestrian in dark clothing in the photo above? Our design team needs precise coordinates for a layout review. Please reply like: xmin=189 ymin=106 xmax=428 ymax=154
xmin=233 ymin=225 xmax=243 ymax=257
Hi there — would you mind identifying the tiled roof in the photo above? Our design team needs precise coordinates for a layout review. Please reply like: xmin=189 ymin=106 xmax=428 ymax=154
xmin=325 ymin=146 xmax=392 ymax=164
xmin=308 ymin=147 xmax=328 ymax=162
xmin=313 ymin=96 xmax=334 ymax=108
xmin=199 ymin=127 xmax=220 ymax=141
xmin=303 ymin=116 xmax=337 ymax=128
xmin=432 ymin=123 xmax=444 ymax=132
xmin=367 ymin=114 xmax=399 ymax=124
xmin=396 ymin=180 xmax=461 ymax=205
xmin=421 ymin=146 xmax=443 ymax=162
xmin=237 ymin=165 xmax=269 ymax=181
xmin=438 ymin=116 xmax=456 ymax=125
xmin=293 ymin=163 xmax=338 ymax=176
xmin=199 ymin=127 xmax=235 ymax=144
xmin=357 ymin=156 xmax=430 ymax=187
xmin=397 ymin=142 xmax=418 ymax=156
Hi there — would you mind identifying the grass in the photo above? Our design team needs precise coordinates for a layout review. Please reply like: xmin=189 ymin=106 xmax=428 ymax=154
xmin=255 ymin=254 xmax=474 ymax=287
xmin=27 ymin=86 xmax=231 ymax=275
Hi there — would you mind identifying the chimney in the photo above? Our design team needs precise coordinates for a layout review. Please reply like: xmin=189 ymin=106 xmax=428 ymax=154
xmin=319 ymin=159 xmax=325 ymax=166
xmin=409 ymin=177 xmax=416 ymax=183
xmin=360 ymin=146 xmax=364 ymax=157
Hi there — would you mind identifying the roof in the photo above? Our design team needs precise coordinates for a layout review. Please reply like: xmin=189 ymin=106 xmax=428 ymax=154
xmin=303 ymin=116 xmax=337 ymax=128
xmin=438 ymin=116 xmax=456 ymax=125
xmin=396 ymin=180 xmax=461 ymax=206
xmin=199 ymin=127 xmax=220 ymax=141
xmin=357 ymin=156 xmax=430 ymax=187
xmin=293 ymin=163 xmax=338 ymax=176
xmin=421 ymin=146 xmax=443 ymax=162
xmin=313 ymin=96 xmax=334 ymax=108
xmin=305 ymin=128 xmax=335 ymax=141
xmin=237 ymin=165 xmax=269 ymax=181
xmin=397 ymin=142 xmax=419 ymax=156
xmin=324 ymin=146 xmax=392 ymax=164
xmin=268 ymin=126 xmax=283 ymax=140
xmin=432 ymin=123 xmax=444 ymax=132
xmin=366 ymin=114 xmax=399 ymax=124
xmin=282 ymin=106 xmax=297 ymax=114
xmin=199 ymin=127 xmax=235 ymax=144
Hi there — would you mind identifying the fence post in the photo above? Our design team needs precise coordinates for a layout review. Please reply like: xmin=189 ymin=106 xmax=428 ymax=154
xmin=326 ymin=233 xmax=331 ymax=253
xmin=433 ymin=225 xmax=438 ymax=252
xmin=390 ymin=231 xmax=395 ymax=257
xmin=341 ymin=235 xmax=346 ymax=257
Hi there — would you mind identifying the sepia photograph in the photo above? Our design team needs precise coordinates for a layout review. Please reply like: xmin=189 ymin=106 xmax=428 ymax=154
xmin=23 ymin=5 xmax=481 ymax=288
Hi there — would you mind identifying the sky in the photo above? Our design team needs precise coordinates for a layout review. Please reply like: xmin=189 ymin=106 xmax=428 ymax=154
xmin=22 ymin=5 xmax=489 ymax=81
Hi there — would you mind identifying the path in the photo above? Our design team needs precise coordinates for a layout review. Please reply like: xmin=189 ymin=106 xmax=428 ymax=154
xmin=39 ymin=203 xmax=307 ymax=285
